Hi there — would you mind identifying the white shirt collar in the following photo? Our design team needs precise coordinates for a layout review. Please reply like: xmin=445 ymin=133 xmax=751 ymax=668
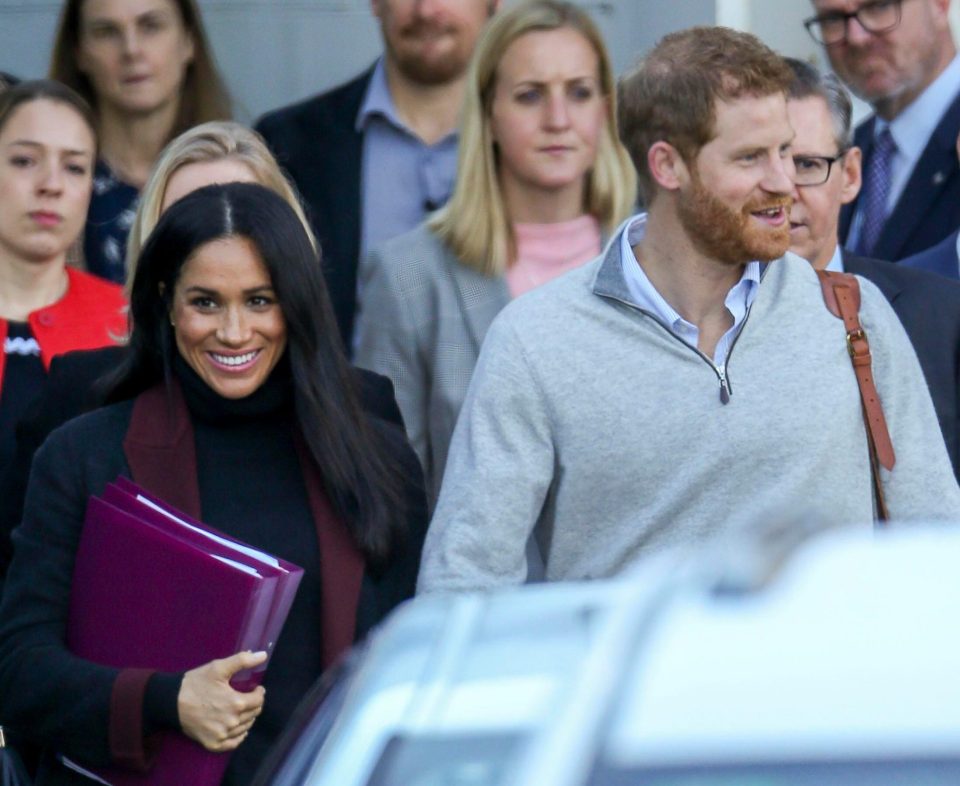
xmin=825 ymin=244 xmax=845 ymax=273
xmin=617 ymin=214 xmax=760 ymax=366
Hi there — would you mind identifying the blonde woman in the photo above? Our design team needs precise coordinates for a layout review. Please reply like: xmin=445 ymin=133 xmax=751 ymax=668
xmin=124 ymin=120 xmax=316 ymax=283
xmin=356 ymin=0 xmax=636 ymax=503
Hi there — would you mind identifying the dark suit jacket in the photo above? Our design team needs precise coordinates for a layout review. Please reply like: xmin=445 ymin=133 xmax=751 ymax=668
xmin=900 ymin=229 xmax=960 ymax=280
xmin=256 ymin=69 xmax=373 ymax=350
xmin=840 ymin=88 xmax=960 ymax=261
xmin=844 ymin=252 xmax=960 ymax=477
xmin=0 ymin=345 xmax=405 ymax=582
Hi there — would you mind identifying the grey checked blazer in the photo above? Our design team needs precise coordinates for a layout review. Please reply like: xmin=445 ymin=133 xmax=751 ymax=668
xmin=356 ymin=224 xmax=510 ymax=504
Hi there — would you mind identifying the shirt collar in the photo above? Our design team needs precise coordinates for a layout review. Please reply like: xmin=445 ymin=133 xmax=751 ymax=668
xmin=825 ymin=244 xmax=845 ymax=273
xmin=614 ymin=213 xmax=761 ymax=330
xmin=356 ymin=58 xmax=403 ymax=133
xmin=883 ymin=53 xmax=960 ymax=158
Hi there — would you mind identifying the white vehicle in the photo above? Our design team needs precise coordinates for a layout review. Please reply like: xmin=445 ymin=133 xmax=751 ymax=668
xmin=255 ymin=520 xmax=960 ymax=786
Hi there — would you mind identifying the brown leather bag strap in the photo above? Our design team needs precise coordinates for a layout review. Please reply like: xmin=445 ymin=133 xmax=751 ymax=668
xmin=817 ymin=269 xmax=895 ymax=522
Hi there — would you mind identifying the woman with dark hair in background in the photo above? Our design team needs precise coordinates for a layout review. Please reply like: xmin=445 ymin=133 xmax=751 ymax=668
xmin=0 ymin=80 xmax=126 ymax=473
xmin=50 ymin=0 xmax=231 ymax=282
xmin=0 ymin=183 xmax=427 ymax=785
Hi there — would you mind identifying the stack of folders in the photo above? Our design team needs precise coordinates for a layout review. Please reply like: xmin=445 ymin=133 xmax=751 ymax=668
xmin=64 ymin=476 xmax=304 ymax=786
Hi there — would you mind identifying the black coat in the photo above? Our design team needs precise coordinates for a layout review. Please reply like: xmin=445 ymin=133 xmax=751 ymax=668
xmin=845 ymin=253 xmax=960 ymax=478
xmin=0 ymin=345 xmax=405 ymax=583
xmin=900 ymin=229 xmax=960 ymax=280
xmin=256 ymin=70 xmax=372 ymax=351
xmin=0 ymin=380 xmax=425 ymax=785
xmin=839 ymin=89 xmax=960 ymax=261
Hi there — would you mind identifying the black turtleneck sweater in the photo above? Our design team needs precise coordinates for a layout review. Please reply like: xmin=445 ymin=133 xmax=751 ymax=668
xmin=168 ymin=355 xmax=325 ymax=784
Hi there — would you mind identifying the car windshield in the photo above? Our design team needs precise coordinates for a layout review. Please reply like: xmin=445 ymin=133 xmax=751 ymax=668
xmin=365 ymin=733 xmax=525 ymax=786
xmin=590 ymin=757 xmax=960 ymax=785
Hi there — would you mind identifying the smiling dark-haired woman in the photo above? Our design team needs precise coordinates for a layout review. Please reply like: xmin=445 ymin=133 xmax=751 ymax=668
xmin=0 ymin=182 xmax=427 ymax=785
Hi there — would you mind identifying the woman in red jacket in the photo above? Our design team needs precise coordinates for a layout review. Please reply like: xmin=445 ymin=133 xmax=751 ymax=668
xmin=0 ymin=80 xmax=126 ymax=469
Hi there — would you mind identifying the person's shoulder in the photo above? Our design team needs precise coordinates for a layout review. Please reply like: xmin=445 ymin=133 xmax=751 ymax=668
xmin=760 ymin=251 xmax=829 ymax=301
xmin=256 ymin=67 xmax=374 ymax=134
xmin=900 ymin=230 xmax=959 ymax=277
xmin=852 ymin=253 xmax=960 ymax=296
xmin=372 ymin=224 xmax=451 ymax=269
xmin=491 ymin=256 xmax=604 ymax=335
xmin=365 ymin=225 xmax=468 ymax=300
xmin=65 ymin=268 xmax=126 ymax=304
xmin=36 ymin=399 xmax=134 ymax=465
xmin=49 ymin=345 xmax=127 ymax=380
xmin=351 ymin=366 xmax=404 ymax=427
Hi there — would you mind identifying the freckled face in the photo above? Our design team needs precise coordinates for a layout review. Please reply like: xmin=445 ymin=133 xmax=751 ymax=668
xmin=171 ymin=235 xmax=287 ymax=399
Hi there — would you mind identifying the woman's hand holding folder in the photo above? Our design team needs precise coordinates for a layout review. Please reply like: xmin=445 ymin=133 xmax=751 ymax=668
xmin=178 ymin=650 xmax=267 ymax=752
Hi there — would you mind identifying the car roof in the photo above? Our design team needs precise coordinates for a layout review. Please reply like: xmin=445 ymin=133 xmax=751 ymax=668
xmin=296 ymin=523 xmax=960 ymax=786
xmin=601 ymin=525 xmax=960 ymax=769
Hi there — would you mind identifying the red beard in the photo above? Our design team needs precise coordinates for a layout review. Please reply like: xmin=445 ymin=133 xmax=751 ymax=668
xmin=677 ymin=170 xmax=792 ymax=266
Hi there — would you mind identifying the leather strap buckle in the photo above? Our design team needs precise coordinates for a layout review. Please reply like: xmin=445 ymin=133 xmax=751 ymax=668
xmin=846 ymin=328 xmax=867 ymax=357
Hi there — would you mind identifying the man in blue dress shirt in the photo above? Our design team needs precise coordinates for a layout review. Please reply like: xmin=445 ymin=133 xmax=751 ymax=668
xmin=257 ymin=0 xmax=499 ymax=350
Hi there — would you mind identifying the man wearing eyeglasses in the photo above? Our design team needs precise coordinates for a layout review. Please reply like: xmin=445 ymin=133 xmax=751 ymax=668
xmin=785 ymin=56 xmax=960 ymax=477
xmin=805 ymin=0 xmax=960 ymax=260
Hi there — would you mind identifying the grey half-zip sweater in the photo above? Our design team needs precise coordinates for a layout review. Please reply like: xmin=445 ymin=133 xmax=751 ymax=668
xmin=418 ymin=239 xmax=960 ymax=592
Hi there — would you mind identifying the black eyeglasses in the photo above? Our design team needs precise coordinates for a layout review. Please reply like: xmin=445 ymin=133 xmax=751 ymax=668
xmin=793 ymin=153 xmax=847 ymax=186
xmin=804 ymin=0 xmax=903 ymax=46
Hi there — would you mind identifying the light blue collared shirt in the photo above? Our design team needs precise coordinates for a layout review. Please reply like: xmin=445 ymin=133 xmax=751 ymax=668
xmin=825 ymin=244 xmax=845 ymax=273
xmin=848 ymin=54 xmax=960 ymax=248
xmin=356 ymin=58 xmax=459 ymax=261
xmin=618 ymin=214 xmax=761 ymax=368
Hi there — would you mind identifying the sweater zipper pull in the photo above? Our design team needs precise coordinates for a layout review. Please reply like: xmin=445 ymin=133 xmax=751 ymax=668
xmin=718 ymin=367 xmax=730 ymax=405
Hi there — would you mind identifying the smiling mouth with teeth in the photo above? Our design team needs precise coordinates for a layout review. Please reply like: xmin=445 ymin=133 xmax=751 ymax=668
xmin=210 ymin=350 xmax=259 ymax=367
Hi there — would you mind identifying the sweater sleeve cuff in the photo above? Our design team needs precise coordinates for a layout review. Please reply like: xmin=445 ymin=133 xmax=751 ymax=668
xmin=145 ymin=671 xmax=184 ymax=733
xmin=109 ymin=668 xmax=155 ymax=771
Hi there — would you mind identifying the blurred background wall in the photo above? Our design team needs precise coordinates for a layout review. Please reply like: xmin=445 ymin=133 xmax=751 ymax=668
xmin=0 ymin=0 xmax=956 ymax=123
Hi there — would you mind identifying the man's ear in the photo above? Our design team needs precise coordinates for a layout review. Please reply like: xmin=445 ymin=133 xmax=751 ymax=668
xmin=648 ymin=141 xmax=689 ymax=192
xmin=839 ymin=146 xmax=862 ymax=206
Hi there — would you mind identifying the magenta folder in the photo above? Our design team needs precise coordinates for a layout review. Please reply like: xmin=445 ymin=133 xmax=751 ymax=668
xmin=66 ymin=479 xmax=304 ymax=786
xmin=104 ymin=478 xmax=303 ymax=678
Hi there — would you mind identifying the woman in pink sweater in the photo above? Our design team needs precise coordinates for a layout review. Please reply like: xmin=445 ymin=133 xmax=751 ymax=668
xmin=356 ymin=0 xmax=636 ymax=504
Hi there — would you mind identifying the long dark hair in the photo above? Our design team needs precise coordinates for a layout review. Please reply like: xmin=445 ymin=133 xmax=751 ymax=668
xmin=108 ymin=183 xmax=405 ymax=562
xmin=49 ymin=0 xmax=231 ymax=136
